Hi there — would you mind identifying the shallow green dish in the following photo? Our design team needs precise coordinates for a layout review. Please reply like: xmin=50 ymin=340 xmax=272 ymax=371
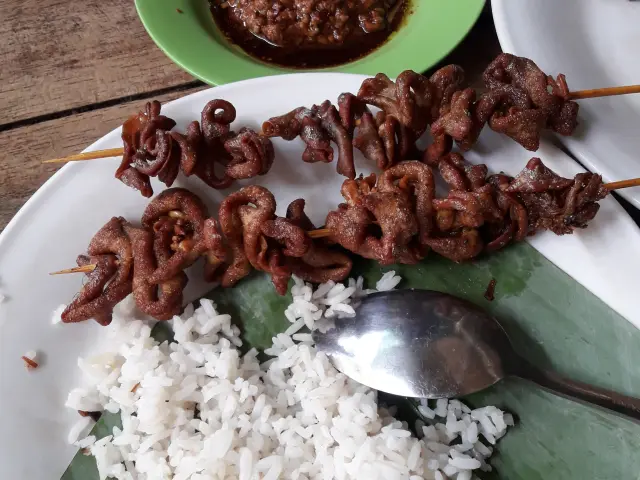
xmin=135 ymin=0 xmax=485 ymax=84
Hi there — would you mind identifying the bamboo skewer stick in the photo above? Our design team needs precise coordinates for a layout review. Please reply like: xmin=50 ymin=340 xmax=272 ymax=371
xmin=569 ymin=85 xmax=640 ymax=100
xmin=307 ymin=228 xmax=331 ymax=239
xmin=47 ymin=176 xmax=640 ymax=276
xmin=41 ymin=83 xmax=640 ymax=166
xmin=43 ymin=148 xmax=125 ymax=164
xmin=49 ymin=227 xmax=334 ymax=275
xmin=50 ymin=264 xmax=99 ymax=275
xmin=603 ymin=178 xmax=640 ymax=190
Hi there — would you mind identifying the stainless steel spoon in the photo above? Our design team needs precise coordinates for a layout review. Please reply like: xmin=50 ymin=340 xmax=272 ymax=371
xmin=313 ymin=289 xmax=640 ymax=422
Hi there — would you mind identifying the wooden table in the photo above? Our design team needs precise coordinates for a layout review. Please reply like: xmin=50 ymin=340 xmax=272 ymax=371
xmin=2 ymin=2 xmax=637 ymax=231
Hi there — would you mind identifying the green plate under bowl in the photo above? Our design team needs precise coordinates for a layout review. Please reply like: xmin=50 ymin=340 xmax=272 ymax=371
xmin=135 ymin=0 xmax=485 ymax=84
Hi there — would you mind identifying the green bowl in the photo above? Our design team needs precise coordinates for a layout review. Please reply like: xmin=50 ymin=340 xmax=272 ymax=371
xmin=135 ymin=0 xmax=485 ymax=85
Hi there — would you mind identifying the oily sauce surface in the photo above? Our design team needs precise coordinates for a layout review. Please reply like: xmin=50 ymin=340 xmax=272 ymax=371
xmin=210 ymin=0 xmax=409 ymax=69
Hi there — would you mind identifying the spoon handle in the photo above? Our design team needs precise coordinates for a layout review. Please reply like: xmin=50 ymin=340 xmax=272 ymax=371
xmin=514 ymin=358 xmax=640 ymax=423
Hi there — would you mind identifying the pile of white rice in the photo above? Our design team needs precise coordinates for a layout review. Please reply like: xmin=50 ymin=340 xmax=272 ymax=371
xmin=65 ymin=272 xmax=512 ymax=480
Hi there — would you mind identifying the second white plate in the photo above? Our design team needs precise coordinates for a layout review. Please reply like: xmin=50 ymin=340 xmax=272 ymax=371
xmin=492 ymin=0 xmax=640 ymax=208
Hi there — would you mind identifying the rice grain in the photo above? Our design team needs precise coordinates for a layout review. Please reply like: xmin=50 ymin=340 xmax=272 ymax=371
xmin=65 ymin=273 xmax=511 ymax=479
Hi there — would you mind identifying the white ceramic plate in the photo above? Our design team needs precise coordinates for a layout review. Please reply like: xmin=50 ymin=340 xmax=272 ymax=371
xmin=1 ymin=74 xmax=640 ymax=478
xmin=492 ymin=0 xmax=640 ymax=208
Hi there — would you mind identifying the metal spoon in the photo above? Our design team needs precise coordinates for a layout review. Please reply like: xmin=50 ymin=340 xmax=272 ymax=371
xmin=313 ymin=289 xmax=640 ymax=423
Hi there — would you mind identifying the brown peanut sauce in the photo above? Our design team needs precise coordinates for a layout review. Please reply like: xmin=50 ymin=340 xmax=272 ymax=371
xmin=210 ymin=0 xmax=410 ymax=69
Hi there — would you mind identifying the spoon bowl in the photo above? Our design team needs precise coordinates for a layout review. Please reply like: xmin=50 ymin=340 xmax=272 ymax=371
xmin=314 ymin=290 xmax=511 ymax=398
xmin=313 ymin=289 xmax=640 ymax=423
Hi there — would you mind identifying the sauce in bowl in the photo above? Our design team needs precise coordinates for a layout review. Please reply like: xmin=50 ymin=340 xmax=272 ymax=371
xmin=210 ymin=0 xmax=409 ymax=68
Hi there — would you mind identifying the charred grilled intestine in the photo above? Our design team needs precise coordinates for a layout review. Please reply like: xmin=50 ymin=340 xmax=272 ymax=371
xmin=62 ymin=155 xmax=606 ymax=324
xmin=62 ymin=187 xmax=354 ymax=324
xmin=325 ymin=157 xmax=608 ymax=263
xmin=505 ymin=158 xmax=608 ymax=235
xmin=217 ymin=186 xmax=288 ymax=292
xmin=141 ymin=189 xmax=213 ymax=284
xmin=62 ymin=189 xmax=216 ymax=324
xmin=358 ymin=66 xmax=466 ymax=136
xmin=323 ymin=159 xmax=487 ymax=264
xmin=285 ymin=199 xmax=353 ymax=284
xmin=326 ymin=162 xmax=431 ymax=265
xmin=263 ymin=65 xmax=463 ymax=180
xmin=61 ymin=217 xmax=134 ymax=325
xmin=433 ymin=54 xmax=579 ymax=152
xmin=125 ymin=223 xmax=188 ymax=321
xmin=264 ymin=55 xmax=578 ymax=181
xmin=215 ymin=186 xmax=352 ymax=294
xmin=428 ymin=153 xmax=513 ymax=261
xmin=437 ymin=156 xmax=607 ymax=241
xmin=483 ymin=54 xmax=578 ymax=137
xmin=116 ymin=100 xmax=275 ymax=197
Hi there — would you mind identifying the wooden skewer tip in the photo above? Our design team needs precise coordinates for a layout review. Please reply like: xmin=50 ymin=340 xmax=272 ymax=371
xmin=43 ymin=147 xmax=125 ymax=164
xmin=47 ymin=173 xmax=640 ymax=276
xmin=52 ymin=228 xmax=334 ymax=275
xmin=42 ymin=82 xmax=640 ymax=165
xmin=50 ymin=264 xmax=97 ymax=275
xmin=569 ymin=84 xmax=640 ymax=100
xmin=308 ymin=228 xmax=332 ymax=239
xmin=603 ymin=178 xmax=640 ymax=191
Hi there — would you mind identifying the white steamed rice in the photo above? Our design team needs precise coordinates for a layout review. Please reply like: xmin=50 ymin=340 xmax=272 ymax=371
xmin=65 ymin=271 xmax=511 ymax=479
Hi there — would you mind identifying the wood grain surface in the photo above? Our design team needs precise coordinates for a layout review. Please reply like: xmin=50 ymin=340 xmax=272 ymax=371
xmin=0 ymin=87 xmax=205 ymax=231
xmin=0 ymin=4 xmax=501 ymax=231
xmin=0 ymin=0 xmax=197 ymax=126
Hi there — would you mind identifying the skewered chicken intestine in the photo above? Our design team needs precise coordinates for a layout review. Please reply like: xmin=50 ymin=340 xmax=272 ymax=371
xmin=326 ymin=171 xmax=423 ymax=265
xmin=285 ymin=199 xmax=353 ymax=284
xmin=141 ymin=188 xmax=212 ymax=284
xmin=217 ymin=186 xmax=353 ymax=294
xmin=116 ymin=100 xmax=275 ymax=196
xmin=432 ymin=54 xmax=579 ymax=153
xmin=60 ymin=154 xmax=611 ymax=325
xmin=483 ymin=53 xmax=578 ymax=136
xmin=124 ymin=223 xmax=188 ymax=321
xmin=262 ymin=65 xmax=462 ymax=180
xmin=505 ymin=158 xmax=608 ymax=235
xmin=61 ymin=217 xmax=134 ymax=325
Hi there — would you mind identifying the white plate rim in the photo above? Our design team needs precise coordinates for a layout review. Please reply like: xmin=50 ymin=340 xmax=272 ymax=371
xmin=491 ymin=0 xmax=640 ymax=209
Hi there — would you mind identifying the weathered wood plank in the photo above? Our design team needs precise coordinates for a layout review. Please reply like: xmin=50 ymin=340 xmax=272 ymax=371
xmin=0 ymin=0 xmax=196 ymax=124
xmin=0 ymin=86 xmax=206 ymax=231
xmin=0 ymin=7 xmax=503 ymax=231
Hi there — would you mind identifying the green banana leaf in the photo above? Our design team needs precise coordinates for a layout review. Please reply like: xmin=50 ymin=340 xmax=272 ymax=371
xmin=61 ymin=241 xmax=640 ymax=480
